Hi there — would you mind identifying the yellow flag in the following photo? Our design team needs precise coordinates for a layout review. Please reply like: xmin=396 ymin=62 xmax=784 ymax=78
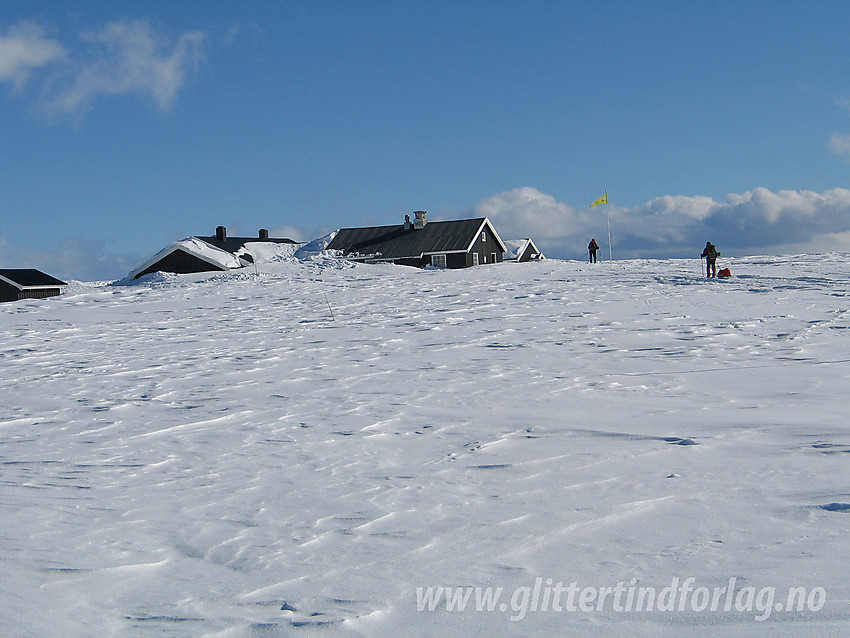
xmin=591 ymin=193 xmax=608 ymax=207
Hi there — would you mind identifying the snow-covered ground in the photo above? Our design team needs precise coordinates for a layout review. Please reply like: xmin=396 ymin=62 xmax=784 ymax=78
xmin=2 ymin=253 xmax=849 ymax=637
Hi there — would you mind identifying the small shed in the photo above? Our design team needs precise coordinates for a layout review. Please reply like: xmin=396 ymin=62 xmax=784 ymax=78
xmin=327 ymin=212 xmax=508 ymax=268
xmin=503 ymin=238 xmax=545 ymax=262
xmin=0 ymin=269 xmax=68 ymax=303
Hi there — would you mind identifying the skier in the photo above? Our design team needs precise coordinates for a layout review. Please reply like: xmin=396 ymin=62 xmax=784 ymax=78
xmin=588 ymin=238 xmax=600 ymax=263
xmin=701 ymin=241 xmax=721 ymax=277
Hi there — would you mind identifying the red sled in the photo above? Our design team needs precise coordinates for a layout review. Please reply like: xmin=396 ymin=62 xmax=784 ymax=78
xmin=717 ymin=268 xmax=732 ymax=278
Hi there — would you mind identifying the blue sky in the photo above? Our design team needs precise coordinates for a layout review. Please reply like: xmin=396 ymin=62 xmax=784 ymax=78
xmin=2 ymin=1 xmax=850 ymax=280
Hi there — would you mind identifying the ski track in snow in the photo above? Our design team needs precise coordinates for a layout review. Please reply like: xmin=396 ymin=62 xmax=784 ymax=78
xmin=1 ymin=254 xmax=849 ymax=636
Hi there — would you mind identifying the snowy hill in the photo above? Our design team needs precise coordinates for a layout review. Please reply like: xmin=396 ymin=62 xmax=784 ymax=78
xmin=2 ymin=254 xmax=849 ymax=636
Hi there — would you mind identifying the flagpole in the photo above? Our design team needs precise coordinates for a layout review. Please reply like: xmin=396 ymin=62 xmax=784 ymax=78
xmin=605 ymin=192 xmax=612 ymax=261
xmin=589 ymin=191 xmax=612 ymax=260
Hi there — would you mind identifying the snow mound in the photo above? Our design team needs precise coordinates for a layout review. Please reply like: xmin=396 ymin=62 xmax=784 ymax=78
xmin=238 ymin=241 xmax=303 ymax=264
xmin=294 ymin=231 xmax=337 ymax=259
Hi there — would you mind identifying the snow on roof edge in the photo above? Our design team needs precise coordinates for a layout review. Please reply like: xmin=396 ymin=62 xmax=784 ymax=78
xmin=128 ymin=237 xmax=245 ymax=279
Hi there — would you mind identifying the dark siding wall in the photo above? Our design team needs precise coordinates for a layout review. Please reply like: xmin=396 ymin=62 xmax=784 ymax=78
xmin=358 ymin=256 xmax=423 ymax=268
xmin=396 ymin=257 xmax=425 ymax=268
xmin=19 ymin=288 xmax=61 ymax=300
xmin=470 ymin=226 xmax=504 ymax=264
xmin=423 ymin=253 xmax=471 ymax=269
xmin=446 ymin=253 xmax=471 ymax=269
xmin=134 ymin=249 xmax=226 ymax=278
xmin=484 ymin=232 xmax=503 ymax=263
xmin=0 ymin=280 xmax=19 ymax=302
xmin=0 ymin=282 xmax=62 ymax=302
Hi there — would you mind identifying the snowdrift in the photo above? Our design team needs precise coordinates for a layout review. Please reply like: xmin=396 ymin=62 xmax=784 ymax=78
xmin=2 ymin=254 xmax=849 ymax=636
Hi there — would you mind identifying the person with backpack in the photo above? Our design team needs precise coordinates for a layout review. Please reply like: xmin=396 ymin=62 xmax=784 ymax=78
xmin=701 ymin=241 xmax=720 ymax=277
xmin=588 ymin=238 xmax=600 ymax=263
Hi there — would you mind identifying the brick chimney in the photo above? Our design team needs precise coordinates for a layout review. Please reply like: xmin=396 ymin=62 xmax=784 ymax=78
xmin=216 ymin=226 xmax=227 ymax=241
xmin=259 ymin=228 xmax=269 ymax=239
xmin=413 ymin=211 xmax=428 ymax=230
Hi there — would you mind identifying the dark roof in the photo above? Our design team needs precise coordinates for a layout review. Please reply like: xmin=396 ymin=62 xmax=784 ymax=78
xmin=196 ymin=235 xmax=297 ymax=254
xmin=0 ymin=268 xmax=68 ymax=288
xmin=327 ymin=218 xmax=500 ymax=259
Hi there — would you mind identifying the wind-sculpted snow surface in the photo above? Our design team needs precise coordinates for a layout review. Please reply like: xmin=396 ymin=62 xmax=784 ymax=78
xmin=1 ymin=255 xmax=849 ymax=636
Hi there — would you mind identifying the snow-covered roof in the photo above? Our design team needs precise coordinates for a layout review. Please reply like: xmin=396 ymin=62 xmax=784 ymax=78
xmin=503 ymin=238 xmax=544 ymax=261
xmin=129 ymin=237 xmax=247 ymax=280
xmin=503 ymin=239 xmax=528 ymax=260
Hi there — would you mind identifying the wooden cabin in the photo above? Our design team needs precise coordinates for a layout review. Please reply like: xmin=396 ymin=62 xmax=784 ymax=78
xmin=0 ymin=269 xmax=68 ymax=303
xmin=327 ymin=212 xmax=507 ymax=268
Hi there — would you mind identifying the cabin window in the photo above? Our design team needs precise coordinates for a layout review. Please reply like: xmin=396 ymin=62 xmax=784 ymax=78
xmin=481 ymin=231 xmax=487 ymax=243
xmin=432 ymin=254 xmax=447 ymax=268
xmin=472 ymin=252 xmax=480 ymax=266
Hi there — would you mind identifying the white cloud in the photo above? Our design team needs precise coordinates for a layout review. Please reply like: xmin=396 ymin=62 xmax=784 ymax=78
xmin=642 ymin=194 xmax=718 ymax=221
xmin=828 ymin=98 xmax=850 ymax=161
xmin=46 ymin=20 xmax=206 ymax=116
xmin=468 ymin=186 xmax=850 ymax=260
xmin=469 ymin=186 xmax=585 ymax=243
xmin=828 ymin=133 xmax=850 ymax=161
xmin=0 ymin=19 xmax=205 ymax=117
xmin=0 ymin=22 xmax=65 ymax=88
xmin=721 ymin=187 xmax=820 ymax=226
